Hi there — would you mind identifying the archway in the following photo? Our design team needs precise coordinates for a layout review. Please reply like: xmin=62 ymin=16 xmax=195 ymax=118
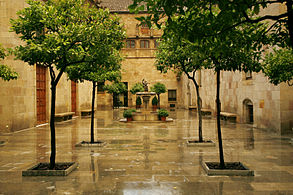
xmin=243 ymin=99 xmax=253 ymax=124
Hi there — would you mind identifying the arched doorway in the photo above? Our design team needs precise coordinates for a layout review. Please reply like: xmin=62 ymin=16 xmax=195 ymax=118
xmin=243 ymin=99 xmax=253 ymax=124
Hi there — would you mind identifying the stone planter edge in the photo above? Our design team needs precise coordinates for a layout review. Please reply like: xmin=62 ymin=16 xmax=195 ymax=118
xmin=201 ymin=161 xmax=254 ymax=176
xmin=22 ymin=162 xmax=78 ymax=176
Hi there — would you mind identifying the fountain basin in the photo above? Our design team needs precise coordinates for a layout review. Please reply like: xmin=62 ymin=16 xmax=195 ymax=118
xmin=132 ymin=111 xmax=158 ymax=121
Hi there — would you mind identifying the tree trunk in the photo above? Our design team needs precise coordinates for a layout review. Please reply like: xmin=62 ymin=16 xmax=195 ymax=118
xmin=286 ymin=0 xmax=293 ymax=48
xmin=49 ymin=83 xmax=56 ymax=169
xmin=91 ymin=81 xmax=96 ymax=143
xmin=195 ymin=83 xmax=203 ymax=142
xmin=216 ymin=70 xmax=225 ymax=168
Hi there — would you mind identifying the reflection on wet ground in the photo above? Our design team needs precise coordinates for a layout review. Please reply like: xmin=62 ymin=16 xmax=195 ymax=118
xmin=1 ymin=109 xmax=293 ymax=194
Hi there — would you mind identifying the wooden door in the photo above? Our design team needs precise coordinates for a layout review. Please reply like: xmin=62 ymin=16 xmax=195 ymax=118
xmin=36 ymin=65 xmax=46 ymax=124
xmin=71 ymin=81 xmax=77 ymax=115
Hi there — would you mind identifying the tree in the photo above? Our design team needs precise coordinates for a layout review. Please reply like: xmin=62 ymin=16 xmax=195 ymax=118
xmin=174 ymin=7 xmax=267 ymax=168
xmin=0 ymin=44 xmax=18 ymax=81
xmin=10 ymin=0 xmax=125 ymax=169
xmin=263 ymin=48 xmax=293 ymax=86
xmin=66 ymin=13 xmax=125 ymax=144
xmin=67 ymin=59 xmax=124 ymax=144
xmin=104 ymin=81 xmax=128 ymax=108
xmin=130 ymin=82 xmax=144 ymax=94
xmin=155 ymin=35 xmax=211 ymax=142
xmin=150 ymin=82 xmax=166 ymax=109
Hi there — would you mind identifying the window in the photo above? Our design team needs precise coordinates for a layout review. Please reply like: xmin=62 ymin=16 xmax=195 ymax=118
xmin=97 ymin=82 xmax=105 ymax=92
xmin=245 ymin=71 xmax=252 ymax=80
xmin=140 ymin=40 xmax=149 ymax=48
xmin=154 ymin=40 xmax=159 ymax=48
xmin=168 ymin=90 xmax=177 ymax=101
xmin=126 ymin=40 xmax=135 ymax=48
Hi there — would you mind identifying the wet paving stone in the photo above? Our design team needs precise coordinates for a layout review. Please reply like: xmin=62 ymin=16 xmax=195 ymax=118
xmin=1 ymin=109 xmax=293 ymax=194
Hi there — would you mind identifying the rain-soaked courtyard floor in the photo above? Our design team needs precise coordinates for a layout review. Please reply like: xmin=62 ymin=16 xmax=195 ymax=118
xmin=1 ymin=109 xmax=293 ymax=194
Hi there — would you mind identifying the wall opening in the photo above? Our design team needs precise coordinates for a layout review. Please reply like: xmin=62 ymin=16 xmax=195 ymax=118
xmin=243 ymin=99 xmax=253 ymax=124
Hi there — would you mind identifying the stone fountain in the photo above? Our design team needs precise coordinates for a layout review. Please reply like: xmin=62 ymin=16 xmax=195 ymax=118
xmin=132 ymin=79 xmax=158 ymax=121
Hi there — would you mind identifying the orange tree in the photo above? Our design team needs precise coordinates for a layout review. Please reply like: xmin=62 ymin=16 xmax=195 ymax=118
xmin=11 ymin=0 xmax=124 ymax=169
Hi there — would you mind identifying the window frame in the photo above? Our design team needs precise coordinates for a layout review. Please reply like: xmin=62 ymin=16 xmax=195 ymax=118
xmin=140 ymin=40 xmax=150 ymax=48
xmin=168 ymin=89 xmax=177 ymax=102
xmin=126 ymin=39 xmax=136 ymax=48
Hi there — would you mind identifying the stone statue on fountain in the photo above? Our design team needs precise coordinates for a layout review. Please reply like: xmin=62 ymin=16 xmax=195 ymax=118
xmin=142 ymin=79 xmax=148 ymax=92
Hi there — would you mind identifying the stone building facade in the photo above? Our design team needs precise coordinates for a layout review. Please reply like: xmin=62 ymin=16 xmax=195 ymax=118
xmin=0 ymin=0 xmax=292 ymax=135
xmin=0 ymin=0 xmax=94 ymax=132
xmin=96 ymin=11 xmax=190 ymax=110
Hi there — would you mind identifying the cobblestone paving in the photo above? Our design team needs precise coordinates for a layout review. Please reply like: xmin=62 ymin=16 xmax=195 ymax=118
xmin=1 ymin=109 xmax=293 ymax=194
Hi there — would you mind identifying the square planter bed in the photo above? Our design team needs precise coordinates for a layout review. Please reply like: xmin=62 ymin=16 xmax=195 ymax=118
xmin=75 ymin=141 xmax=107 ymax=147
xmin=22 ymin=162 xmax=78 ymax=176
xmin=201 ymin=161 xmax=254 ymax=176
xmin=186 ymin=140 xmax=216 ymax=147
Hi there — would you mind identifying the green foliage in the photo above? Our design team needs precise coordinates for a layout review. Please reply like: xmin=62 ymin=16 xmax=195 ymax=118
xmin=263 ymin=48 xmax=293 ymax=85
xmin=0 ymin=65 xmax=18 ymax=81
xmin=104 ymin=82 xmax=127 ymax=95
xmin=155 ymin=34 xmax=211 ymax=84
xmin=152 ymin=96 xmax=158 ymax=105
xmin=0 ymin=44 xmax=18 ymax=81
xmin=123 ymin=109 xmax=136 ymax=118
xmin=129 ymin=0 xmax=292 ymax=47
xmin=150 ymin=82 xmax=166 ymax=95
xmin=10 ymin=0 xmax=126 ymax=168
xmin=130 ymin=0 xmax=292 ymax=87
xmin=130 ymin=82 xmax=144 ymax=94
xmin=11 ymin=0 xmax=126 ymax=83
xmin=129 ymin=109 xmax=136 ymax=113
xmin=136 ymin=96 xmax=142 ymax=105
xmin=157 ymin=109 xmax=169 ymax=117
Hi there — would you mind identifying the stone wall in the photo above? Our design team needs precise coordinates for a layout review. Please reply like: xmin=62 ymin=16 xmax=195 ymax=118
xmin=0 ymin=0 xmax=93 ymax=133
xmin=0 ymin=0 xmax=36 ymax=132
xmin=199 ymin=69 xmax=289 ymax=134
xmin=280 ymin=83 xmax=293 ymax=134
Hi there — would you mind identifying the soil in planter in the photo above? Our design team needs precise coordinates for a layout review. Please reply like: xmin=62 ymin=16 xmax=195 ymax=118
xmin=188 ymin=140 xmax=213 ymax=143
xmin=81 ymin=141 xmax=104 ymax=144
xmin=32 ymin=162 xmax=74 ymax=170
xmin=206 ymin=162 xmax=247 ymax=170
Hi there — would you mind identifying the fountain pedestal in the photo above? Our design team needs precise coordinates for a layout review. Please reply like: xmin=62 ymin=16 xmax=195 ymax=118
xmin=133 ymin=92 xmax=158 ymax=121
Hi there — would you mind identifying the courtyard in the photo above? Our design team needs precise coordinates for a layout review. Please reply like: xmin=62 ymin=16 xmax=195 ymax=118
xmin=0 ymin=109 xmax=293 ymax=194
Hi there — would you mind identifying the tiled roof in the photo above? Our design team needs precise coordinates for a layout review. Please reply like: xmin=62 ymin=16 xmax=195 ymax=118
xmin=100 ymin=0 xmax=134 ymax=11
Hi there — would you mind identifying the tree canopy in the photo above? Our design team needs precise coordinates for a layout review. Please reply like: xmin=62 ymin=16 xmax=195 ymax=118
xmin=104 ymin=81 xmax=127 ymax=95
xmin=150 ymin=82 xmax=166 ymax=95
xmin=130 ymin=0 xmax=292 ymax=47
xmin=130 ymin=0 xmax=293 ymax=85
xmin=130 ymin=82 xmax=144 ymax=94
xmin=263 ymin=48 xmax=293 ymax=85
